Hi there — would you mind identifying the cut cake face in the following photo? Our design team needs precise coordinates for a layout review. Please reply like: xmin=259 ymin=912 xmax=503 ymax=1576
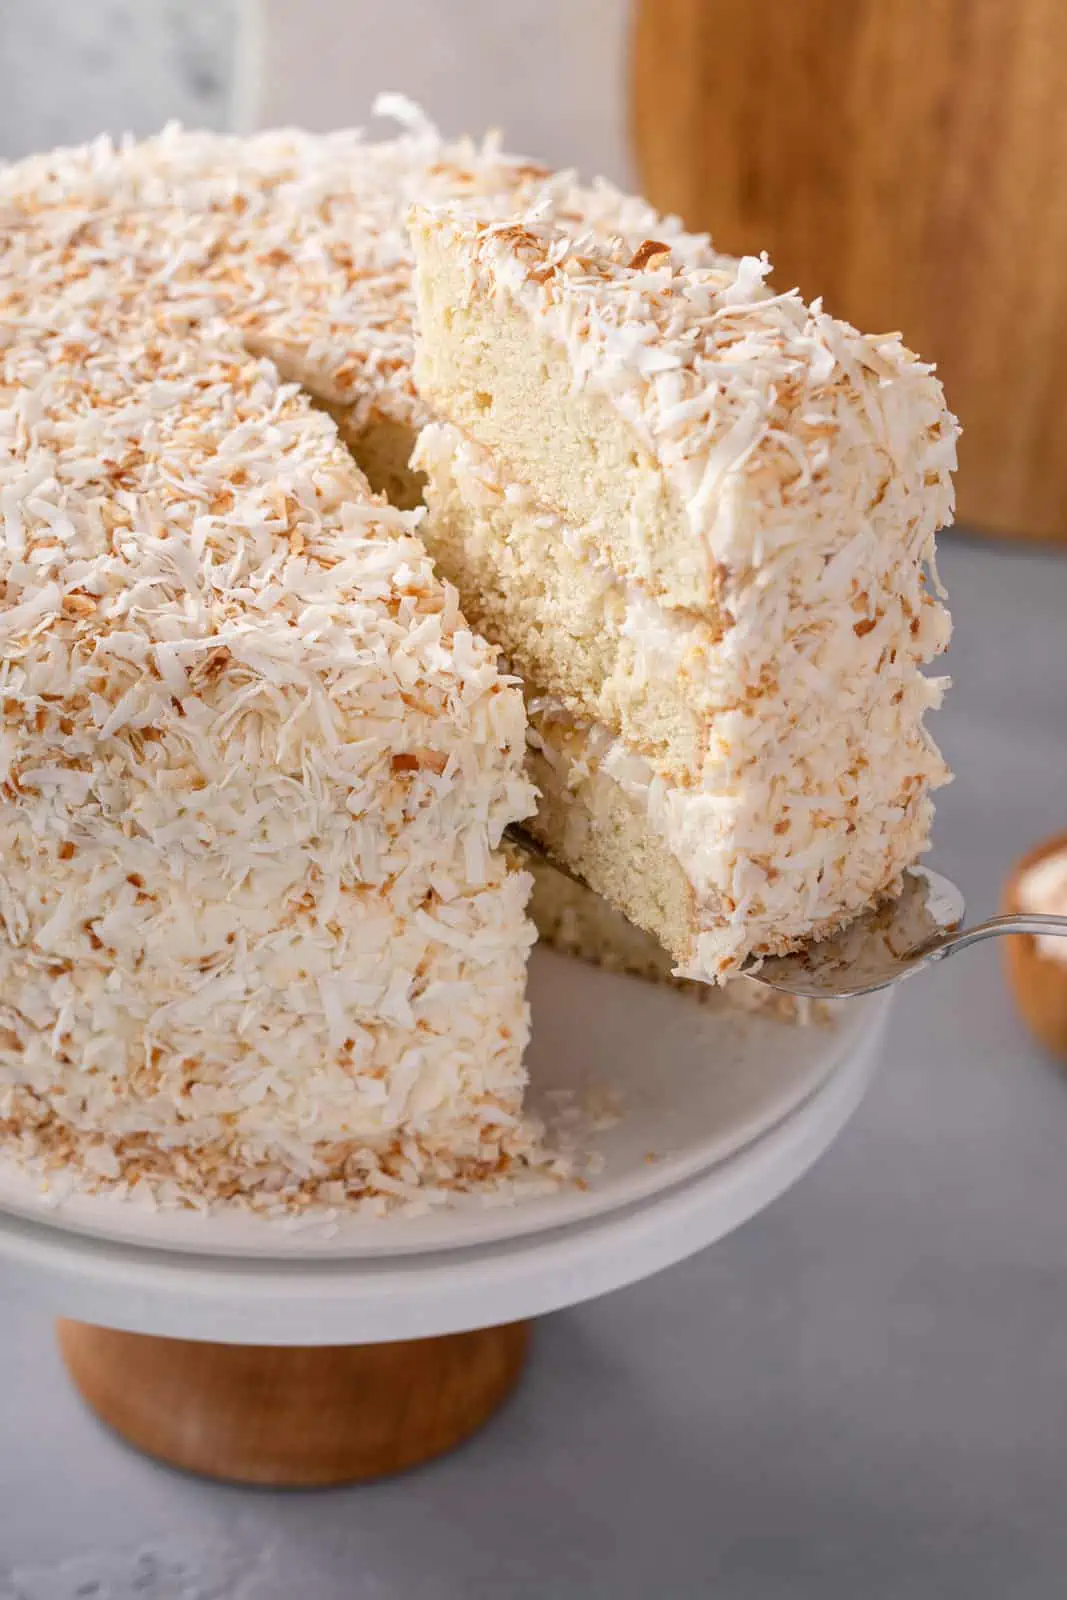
xmin=411 ymin=208 xmax=957 ymax=980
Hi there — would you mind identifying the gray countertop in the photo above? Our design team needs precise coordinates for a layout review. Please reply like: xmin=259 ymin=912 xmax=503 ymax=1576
xmin=2 ymin=534 xmax=1067 ymax=1600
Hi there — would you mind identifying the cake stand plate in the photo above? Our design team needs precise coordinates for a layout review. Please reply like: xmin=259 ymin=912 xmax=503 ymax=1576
xmin=0 ymin=959 xmax=890 ymax=1484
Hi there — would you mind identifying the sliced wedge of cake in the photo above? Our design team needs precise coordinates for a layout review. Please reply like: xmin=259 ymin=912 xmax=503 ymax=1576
xmin=411 ymin=209 xmax=957 ymax=981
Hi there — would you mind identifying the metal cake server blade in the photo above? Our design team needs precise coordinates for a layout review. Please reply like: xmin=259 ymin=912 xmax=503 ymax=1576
xmin=746 ymin=867 xmax=1067 ymax=1000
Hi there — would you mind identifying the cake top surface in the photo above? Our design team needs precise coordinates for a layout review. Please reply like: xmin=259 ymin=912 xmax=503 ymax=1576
xmin=409 ymin=207 xmax=959 ymax=569
xmin=0 ymin=98 xmax=531 ymax=430
xmin=0 ymin=96 xmax=711 ymax=432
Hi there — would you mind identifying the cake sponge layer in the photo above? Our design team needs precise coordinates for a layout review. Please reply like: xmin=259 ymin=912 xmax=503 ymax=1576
xmin=412 ymin=219 xmax=708 ymax=612
xmin=523 ymin=700 xmax=944 ymax=979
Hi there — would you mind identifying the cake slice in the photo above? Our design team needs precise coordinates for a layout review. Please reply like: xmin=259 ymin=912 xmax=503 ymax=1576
xmin=410 ymin=209 xmax=957 ymax=980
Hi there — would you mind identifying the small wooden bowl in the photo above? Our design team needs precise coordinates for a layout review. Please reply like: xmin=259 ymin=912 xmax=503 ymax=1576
xmin=1003 ymin=831 xmax=1067 ymax=1066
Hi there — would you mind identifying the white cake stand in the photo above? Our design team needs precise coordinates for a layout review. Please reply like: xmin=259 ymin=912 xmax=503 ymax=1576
xmin=0 ymin=951 xmax=889 ymax=1485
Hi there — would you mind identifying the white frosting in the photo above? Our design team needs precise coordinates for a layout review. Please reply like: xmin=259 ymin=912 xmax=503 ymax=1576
xmin=1018 ymin=851 xmax=1067 ymax=965
xmin=617 ymin=583 xmax=693 ymax=675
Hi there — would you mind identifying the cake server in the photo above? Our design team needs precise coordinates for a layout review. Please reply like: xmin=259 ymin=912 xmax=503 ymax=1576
xmin=740 ymin=867 xmax=1067 ymax=1000
xmin=505 ymin=828 xmax=1067 ymax=1001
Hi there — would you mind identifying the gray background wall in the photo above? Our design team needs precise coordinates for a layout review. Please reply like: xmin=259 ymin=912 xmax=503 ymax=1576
xmin=0 ymin=0 xmax=239 ymax=158
xmin=0 ymin=0 xmax=630 ymax=183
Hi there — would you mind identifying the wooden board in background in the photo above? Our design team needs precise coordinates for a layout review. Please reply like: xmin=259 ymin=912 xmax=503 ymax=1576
xmin=632 ymin=0 xmax=1067 ymax=544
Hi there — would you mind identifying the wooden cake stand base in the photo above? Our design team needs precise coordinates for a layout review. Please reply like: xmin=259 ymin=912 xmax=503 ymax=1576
xmin=56 ymin=1318 xmax=530 ymax=1486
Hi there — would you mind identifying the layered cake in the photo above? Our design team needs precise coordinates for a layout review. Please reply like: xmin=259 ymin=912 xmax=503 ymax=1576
xmin=411 ymin=210 xmax=957 ymax=982
xmin=0 ymin=99 xmax=955 ymax=1208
